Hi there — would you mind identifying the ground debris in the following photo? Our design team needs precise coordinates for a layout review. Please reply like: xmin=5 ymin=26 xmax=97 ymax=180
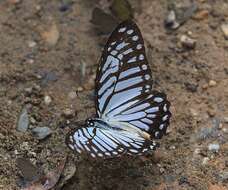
xmin=41 ymin=23 xmax=60 ymax=46
xmin=164 ymin=2 xmax=197 ymax=30
xmin=208 ymin=143 xmax=220 ymax=152
xmin=31 ymin=127 xmax=52 ymax=140
xmin=91 ymin=7 xmax=118 ymax=35
xmin=17 ymin=107 xmax=29 ymax=133
xmin=180 ymin=34 xmax=196 ymax=49
xmin=19 ymin=156 xmax=67 ymax=190
xmin=110 ymin=0 xmax=133 ymax=21
xmin=16 ymin=158 xmax=42 ymax=184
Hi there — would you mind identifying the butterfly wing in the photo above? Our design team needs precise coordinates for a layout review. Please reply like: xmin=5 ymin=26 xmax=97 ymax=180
xmin=66 ymin=126 xmax=158 ymax=158
xmin=95 ymin=20 xmax=171 ymax=138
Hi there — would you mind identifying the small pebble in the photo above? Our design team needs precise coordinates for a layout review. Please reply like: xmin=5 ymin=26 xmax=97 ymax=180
xmin=31 ymin=127 xmax=52 ymax=140
xmin=184 ymin=82 xmax=198 ymax=92
xmin=221 ymin=24 xmax=228 ymax=40
xmin=180 ymin=35 xmax=196 ymax=49
xmin=179 ymin=176 xmax=188 ymax=185
xmin=223 ymin=117 xmax=228 ymax=123
xmin=159 ymin=167 xmax=165 ymax=174
xmin=44 ymin=95 xmax=52 ymax=105
xmin=202 ymin=157 xmax=210 ymax=165
xmin=164 ymin=10 xmax=180 ymax=29
xmin=68 ymin=91 xmax=77 ymax=100
xmin=208 ymin=80 xmax=217 ymax=87
xmin=169 ymin=145 xmax=176 ymax=150
xmin=63 ymin=108 xmax=75 ymax=118
xmin=24 ymin=87 xmax=33 ymax=96
xmin=189 ymin=108 xmax=198 ymax=117
xmin=77 ymin=86 xmax=83 ymax=92
xmin=193 ymin=148 xmax=201 ymax=155
xmin=28 ymin=41 xmax=37 ymax=48
xmin=222 ymin=127 xmax=228 ymax=134
xmin=27 ymin=59 xmax=34 ymax=64
xmin=17 ymin=107 xmax=29 ymax=132
xmin=207 ymin=108 xmax=216 ymax=117
xmin=202 ymin=83 xmax=209 ymax=90
xmin=35 ymin=5 xmax=41 ymax=11
xmin=30 ymin=117 xmax=36 ymax=125
xmin=208 ymin=143 xmax=220 ymax=152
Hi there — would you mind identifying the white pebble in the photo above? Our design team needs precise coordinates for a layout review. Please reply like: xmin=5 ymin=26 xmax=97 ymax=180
xmin=44 ymin=95 xmax=52 ymax=105
xmin=68 ymin=91 xmax=77 ymax=100
xmin=202 ymin=157 xmax=209 ymax=165
xmin=208 ymin=143 xmax=220 ymax=152
xmin=28 ymin=41 xmax=37 ymax=48
xmin=208 ymin=80 xmax=217 ymax=87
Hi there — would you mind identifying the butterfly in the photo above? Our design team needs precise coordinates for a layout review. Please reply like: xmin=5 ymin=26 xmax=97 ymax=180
xmin=66 ymin=20 xmax=171 ymax=158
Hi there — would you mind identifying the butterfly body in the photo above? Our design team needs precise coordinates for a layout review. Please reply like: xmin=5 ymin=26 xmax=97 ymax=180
xmin=66 ymin=20 xmax=171 ymax=158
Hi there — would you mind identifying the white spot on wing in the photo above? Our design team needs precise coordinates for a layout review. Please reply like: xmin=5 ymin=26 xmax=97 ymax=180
xmin=159 ymin=124 xmax=164 ymax=130
xmin=154 ymin=97 xmax=163 ymax=103
xmin=119 ymin=27 xmax=126 ymax=32
xmin=98 ymin=153 xmax=103 ymax=157
xmin=136 ymin=44 xmax=142 ymax=49
xmin=155 ymin=131 xmax=160 ymax=138
xmin=162 ymin=115 xmax=168 ymax=121
xmin=142 ymin=64 xmax=147 ymax=70
xmin=145 ymin=74 xmax=150 ymax=80
xmin=139 ymin=54 xmax=144 ymax=60
xmin=163 ymin=104 xmax=167 ymax=112
xmin=127 ymin=29 xmax=134 ymax=34
xmin=132 ymin=35 xmax=139 ymax=41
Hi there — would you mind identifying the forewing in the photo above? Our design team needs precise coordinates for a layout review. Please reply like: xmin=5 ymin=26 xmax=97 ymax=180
xmin=66 ymin=127 xmax=158 ymax=158
xmin=95 ymin=20 xmax=152 ymax=117
xmin=95 ymin=20 xmax=171 ymax=138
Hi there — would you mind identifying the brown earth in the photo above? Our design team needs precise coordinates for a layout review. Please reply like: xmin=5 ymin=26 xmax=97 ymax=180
xmin=0 ymin=0 xmax=227 ymax=190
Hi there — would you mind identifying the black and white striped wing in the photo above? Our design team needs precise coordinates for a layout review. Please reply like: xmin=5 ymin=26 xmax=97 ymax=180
xmin=66 ymin=126 xmax=158 ymax=158
xmin=95 ymin=20 xmax=171 ymax=138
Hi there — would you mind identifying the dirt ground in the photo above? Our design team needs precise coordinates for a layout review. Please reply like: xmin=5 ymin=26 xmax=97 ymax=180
xmin=0 ymin=0 xmax=228 ymax=190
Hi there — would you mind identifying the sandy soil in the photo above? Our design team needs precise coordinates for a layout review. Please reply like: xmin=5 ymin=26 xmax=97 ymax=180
xmin=0 ymin=0 xmax=227 ymax=190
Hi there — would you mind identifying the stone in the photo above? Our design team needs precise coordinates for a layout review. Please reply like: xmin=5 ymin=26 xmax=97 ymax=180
xmin=180 ymin=35 xmax=196 ymax=49
xmin=208 ymin=80 xmax=217 ymax=87
xmin=63 ymin=108 xmax=75 ymax=118
xmin=208 ymin=143 xmax=220 ymax=152
xmin=221 ymin=24 xmax=228 ymax=40
xmin=31 ymin=127 xmax=52 ymax=140
xmin=17 ymin=107 xmax=29 ymax=132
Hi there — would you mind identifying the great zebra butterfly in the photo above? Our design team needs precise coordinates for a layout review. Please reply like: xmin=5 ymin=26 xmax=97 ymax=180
xmin=66 ymin=20 xmax=171 ymax=158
